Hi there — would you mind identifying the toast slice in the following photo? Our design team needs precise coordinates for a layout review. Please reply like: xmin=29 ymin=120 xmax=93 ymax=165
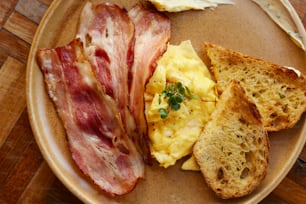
xmin=193 ymin=80 xmax=269 ymax=199
xmin=205 ymin=43 xmax=306 ymax=131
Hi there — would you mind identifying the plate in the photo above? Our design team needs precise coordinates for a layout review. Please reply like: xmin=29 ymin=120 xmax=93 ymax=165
xmin=26 ymin=0 xmax=306 ymax=203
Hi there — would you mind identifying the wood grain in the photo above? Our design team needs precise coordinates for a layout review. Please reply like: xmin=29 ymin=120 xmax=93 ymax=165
xmin=4 ymin=11 xmax=37 ymax=44
xmin=0 ymin=57 xmax=26 ymax=147
xmin=0 ymin=0 xmax=18 ymax=28
xmin=0 ymin=0 xmax=305 ymax=203
xmin=273 ymin=177 xmax=306 ymax=204
xmin=0 ymin=29 xmax=30 ymax=64
xmin=16 ymin=162 xmax=56 ymax=204
xmin=15 ymin=0 xmax=49 ymax=24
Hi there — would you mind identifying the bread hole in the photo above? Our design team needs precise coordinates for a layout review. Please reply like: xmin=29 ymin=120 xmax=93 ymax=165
xmin=282 ymin=104 xmax=289 ymax=113
xmin=259 ymin=89 xmax=265 ymax=94
xmin=252 ymin=139 xmax=258 ymax=147
xmin=257 ymin=137 xmax=262 ymax=145
xmin=272 ymin=115 xmax=288 ymax=126
xmin=275 ymin=101 xmax=282 ymax=106
xmin=245 ymin=152 xmax=255 ymax=167
xmin=245 ymin=152 xmax=252 ymax=162
xmin=217 ymin=168 xmax=224 ymax=180
xmin=278 ymin=93 xmax=285 ymax=99
xmin=281 ymin=85 xmax=287 ymax=90
xmin=240 ymin=143 xmax=247 ymax=150
xmin=221 ymin=180 xmax=228 ymax=184
xmin=239 ymin=117 xmax=247 ymax=124
xmin=240 ymin=168 xmax=249 ymax=179
xmin=269 ymin=112 xmax=277 ymax=118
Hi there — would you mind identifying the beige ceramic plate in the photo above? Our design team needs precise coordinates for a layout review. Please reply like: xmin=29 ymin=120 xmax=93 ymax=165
xmin=26 ymin=0 xmax=306 ymax=203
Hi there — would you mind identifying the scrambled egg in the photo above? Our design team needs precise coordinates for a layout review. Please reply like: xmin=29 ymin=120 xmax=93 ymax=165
xmin=144 ymin=40 xmax=217 ymax=170
xmin=148 ymin=0 xmax=234 ymax=12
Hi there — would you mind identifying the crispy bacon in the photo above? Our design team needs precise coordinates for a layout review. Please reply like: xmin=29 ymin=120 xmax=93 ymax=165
xmin=77 ymin=2 xmax=136 ymax=138
xmin=37 ymin=39 xmax=144 ymax=196
xmin=128 ymin=4 xmax=171 ymax=162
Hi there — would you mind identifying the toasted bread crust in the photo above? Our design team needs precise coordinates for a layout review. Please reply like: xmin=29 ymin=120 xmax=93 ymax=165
xmin=194 ymin=81 xmax=269 ymax=199
xmin=205 ymin=43 xmax=306 ymax=131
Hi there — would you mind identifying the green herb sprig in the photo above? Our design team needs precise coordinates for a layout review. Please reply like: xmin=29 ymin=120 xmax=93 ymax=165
xmin=158 ymin=82 xmax=197 ymax=118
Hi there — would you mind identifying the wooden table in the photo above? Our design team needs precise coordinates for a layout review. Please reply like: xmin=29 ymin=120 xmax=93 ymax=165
xmin=0 ymin=0 xmax=305 ymax=203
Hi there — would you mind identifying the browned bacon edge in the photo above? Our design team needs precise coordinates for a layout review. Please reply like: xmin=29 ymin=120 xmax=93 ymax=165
xmin=128 ymin=3 xmax=171 ymax=163
xmin=36 ymin=39 xmax=144 ymax=196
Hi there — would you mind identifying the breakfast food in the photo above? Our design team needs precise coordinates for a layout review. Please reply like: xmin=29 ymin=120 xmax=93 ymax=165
xmin=205 ymin=42 xmax=306 ymax=131
xmin=148 ymin=0 xmax=234 ymax=12
xmin=37 ymin=39 xmax=144 ymax=196
xmin=76 ymin=2 xmax=170 ymax=162
xmin=145 ymin=40 xmax=217 ymax=168
xmin=37 ymin=2 xmax=170 ymax=196
xmin=193 ymin=80 xmax=270 ymax=199
xmin=35 ymin=0 xmax=305 ymax=200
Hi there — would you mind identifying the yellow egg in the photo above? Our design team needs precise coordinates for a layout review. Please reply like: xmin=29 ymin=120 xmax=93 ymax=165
xmin=145 ymin=40 xmax=217 ymax=169
xmin=181 ymin=155 xmax=200 ymax=171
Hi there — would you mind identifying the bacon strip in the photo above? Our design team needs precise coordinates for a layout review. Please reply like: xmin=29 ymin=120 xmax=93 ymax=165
xmin=77 ymin=2 xmax=136 ymax=137
xmin=128 ymin=4 xmax=171 ymax=162
xmin=37 ymin=39 xmax=144 ymax=196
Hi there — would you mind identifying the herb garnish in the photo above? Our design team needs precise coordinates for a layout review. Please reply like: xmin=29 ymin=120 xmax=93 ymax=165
xmin=158 ymin=82 xmax=197 ymax=118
